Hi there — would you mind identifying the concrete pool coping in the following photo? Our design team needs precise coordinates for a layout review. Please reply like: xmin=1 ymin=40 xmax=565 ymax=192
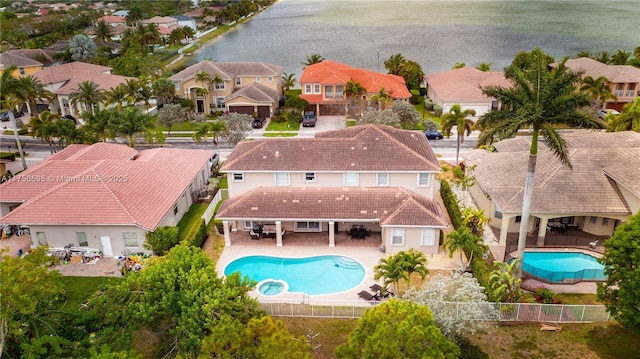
xmin=216 ymin=243 xmax=460 ymax=305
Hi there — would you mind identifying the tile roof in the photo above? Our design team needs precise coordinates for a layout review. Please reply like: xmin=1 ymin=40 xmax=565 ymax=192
xmin=141 ymin=16 xmax=178 ymax=24
xmin=0 ymin=52 xmax=43 ymax=69
xmin=299 ymin=60 xmax=411 ymax=100
xmin=32 ymin=62 xmax=133 ymax=95
xmin=562 ymin=57 xmax=640 ymax=84
xmin=224 ymin=82 xmax=279 ymax=103
xmin=97 ymin=15 xmax=126 ymax=23
xmin=168 ymin=60 xmax=283 ymax=82
xmin=425 ymin=67 xmax=509 ymax=102
xmin=7 ymin=49 xmax=58 ymax=64
xmin=0 ymin=144 xmax=212 ymax=231
xmin=464 ymin=130 xmax=640 ymax=214
xmin=221 ymin=124 xmax=441 ymax=172
xmin=217 ymin=187 xmax=448 ymax=227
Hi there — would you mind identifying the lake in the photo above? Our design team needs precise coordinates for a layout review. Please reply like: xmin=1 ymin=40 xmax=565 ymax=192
xmin=189 ymin=0 xmax=639 ymax=78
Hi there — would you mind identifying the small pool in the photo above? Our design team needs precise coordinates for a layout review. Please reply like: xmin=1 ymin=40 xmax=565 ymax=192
xmin=521 ymin=251 xmax=606 ymax=283
xmin=224 ymin=255 xmax=365 ymax=296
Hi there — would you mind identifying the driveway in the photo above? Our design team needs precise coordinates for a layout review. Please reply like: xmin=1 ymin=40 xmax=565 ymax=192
xmin=298 ymin=115 xmax=346 ymax=137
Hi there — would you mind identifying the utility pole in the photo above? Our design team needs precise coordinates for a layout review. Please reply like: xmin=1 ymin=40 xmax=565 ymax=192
xmin=377 ymin=49 xmax=380 ymax=73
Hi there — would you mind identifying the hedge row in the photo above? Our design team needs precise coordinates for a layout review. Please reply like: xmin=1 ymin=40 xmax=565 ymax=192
xmin=0 ymin=152 xmax=16 ymax=161
xmin=183 ymin=218 xmax=207 ymax=248
xmin=440 ymin=180 xmax=462 ymax=230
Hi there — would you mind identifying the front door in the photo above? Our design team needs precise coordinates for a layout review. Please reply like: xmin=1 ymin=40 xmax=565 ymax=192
xmin=100 ymin=236 xmax=113 ymax=257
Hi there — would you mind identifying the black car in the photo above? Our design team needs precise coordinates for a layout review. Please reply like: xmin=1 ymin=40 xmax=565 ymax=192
xmin=61 ymin=115 xmax=78 ymax=124
xmin=252 ymin=117 xmax=266 ymax=128
xmin=425 ymin=129 xmax=443 ymax=140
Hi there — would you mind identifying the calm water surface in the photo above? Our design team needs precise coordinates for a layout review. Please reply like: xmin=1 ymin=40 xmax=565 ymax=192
xmin=190 ymin=0 xmax=639 ymax=79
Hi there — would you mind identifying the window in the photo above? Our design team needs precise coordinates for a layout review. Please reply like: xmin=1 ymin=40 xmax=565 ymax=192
xmin=233 ymin=173 xmax=244 ymax=182
xmin=602 ymin=218 xmax=609 ymax=226
xmin=243 ymin=221 xmax=255 ymax=229
xmin=123 ymin=232 xmax=138 ymax=247
xmin=296 ymin=222 xmax=321 ymax=231
xmin=19 ymin=67 xmax=25 ymax=75
xmin=589 ymin=216 xmax=597 ymax=224
xmin=314 ymin=84 xmax=320 ymax=93
xmin=325 ymin=86 xmax=334 ymax=99
xmin=173 ymin=205 xmax=178 ymax=215
xmin=76 ymin=232 xmax=88 ymax=247
xmin=268 ymin=76 xmax=273 ymax=82
xmin=305 ymin=84 xmax=312 ymax=93
xmin=515 ymin=215 xmax=522 ymax=223
xmin=275 ymin=172 xmax=290 ymax=186
xmin=391 ymin=228 xmax=404 ymax=245
xmin=256 ymin=76 xmax=261 ymax=82
xmin=344 ymin=172 xmax=359 ymax=186
xmin=305 ymin=172 xmax=316 ymax=182
xmin=214 ymin=82 xmax=225 ymax=90
xmin=36 ymin=232 xmax=47 ymax=245
xmin=494 ymin=209 xmax=503 ymax=219
xmin=421 ymin=229 xmax=435 ymax=246
xmin=216 ymin=97 xmax=225 ymax=108
xmin=336 ymin=86 xmax=344 ymax=98
xmin=376 ymin=172 xmax=389 ymax=186
xmin=418 ymin=173 xmax=430 ymax=186
xmin=235 ymin=77 xmax=242 ymax=86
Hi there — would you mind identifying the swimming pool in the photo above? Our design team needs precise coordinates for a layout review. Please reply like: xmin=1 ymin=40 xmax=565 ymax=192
xmin=224 ymin=255 xmax=365 ymax=296
xmin=521 ymin=251 xmax=606 ymax=283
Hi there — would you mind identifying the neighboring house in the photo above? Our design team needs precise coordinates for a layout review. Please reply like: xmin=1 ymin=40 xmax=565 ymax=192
xmin=425 ymin=67 xmax=509 ymax=117
xmin=8 ymin=49 xmax=58 ymax=66
xmin=112 ymin=10 xmax=129 ymax=17
xmin=169 ymin=60 xmax=284 ymax=117
xmin=216 ymin=124 xmax=449 ymax=254
xmin=464 ymin=130 xmax=640 ymax=246
xmin=299 ymin=60 xmax=412 ymax=116
xmin=141 ymin=15 xmax=179 ymax=28
xmin=31 ymin=62 xmax=133 ymax=118
xmin=0 ymin=143 xmax=213 ymax=256
xmin=0 ymin=52 xmax=44 ymax=77
xmin=170 ymin=15 xmax=197 ymax=31
xmin=95 ymin=15 xmax=127 ymax=27
xmin=560 ymin=57 xmax=640 ymax=112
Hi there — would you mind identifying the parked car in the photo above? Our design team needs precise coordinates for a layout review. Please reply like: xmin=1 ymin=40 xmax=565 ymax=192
xmin=61 ymin=115 xmax=78 ymax=124
xmin=302 ymin=111 xmax=317 ymax=127
xmin=252 ymin=117 xmax=266 ymax=128
xmin=425 ymin=129 xmax=443 ymax=140
xmin=597 ymin=109 xmax=620 ymax=119
xmin=0 ymin=111 xmax=8 ymax=121
xmin=209 ymin=153 xmax=219 ymax=170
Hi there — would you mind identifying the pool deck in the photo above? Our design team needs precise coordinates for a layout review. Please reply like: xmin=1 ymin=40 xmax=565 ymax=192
xmin=216 ymin=237 xmax=460 ymax=305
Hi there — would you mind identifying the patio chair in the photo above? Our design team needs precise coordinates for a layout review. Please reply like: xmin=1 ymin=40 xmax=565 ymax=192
xmin=589 ymin=240 xmax=598 ymax=249
xmin=249 ymin=229 xmax=261 ymax=240
xmin=357 ymin=290 xmax=378 ymax=301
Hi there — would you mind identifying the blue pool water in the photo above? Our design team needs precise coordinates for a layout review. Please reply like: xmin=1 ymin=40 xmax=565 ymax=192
xmin=224 ymin=255 xmax=365 ymax=295
xmin=521 ymin=252 xmax=605 ymax=283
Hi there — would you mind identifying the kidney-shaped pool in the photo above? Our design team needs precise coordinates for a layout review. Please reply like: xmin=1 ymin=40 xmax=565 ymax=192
xmin=224 ymin=255 xmax=365 ymax=296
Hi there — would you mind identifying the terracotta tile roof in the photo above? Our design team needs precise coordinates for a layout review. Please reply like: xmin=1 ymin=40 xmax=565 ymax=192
xmin=32 ymin=62 xmax=133 ymax=95
xmin=217 ymin=187 xmax=448 ymax=227
xmin=168 ymin=60 xmax=283 ymax=82
xmin=425 ymin=67 xmax=509 ymax=102
xmin=221 ymin=124 xmax=441 ymax=172
xmin=562 ymin=57 xmax=640 ymax=83
xmin=97 ymin=15 xmax=126 ymax=24
xmin=0 ymin=52 xmax=43 ymax=69
xmin=141 ymin=16 xmax=178 ymax=25
xmin=464 ymin=131 xmax=639 ymax=214
xmin=299 ymin=60 xmax=411 ymax=101
xmin=0 ymin=144 xmax=212 ymax=231
xmin=8 ymin=49 xmax=58 ymax=64
xmin=225 ymin=82 xmax=279 ymax=103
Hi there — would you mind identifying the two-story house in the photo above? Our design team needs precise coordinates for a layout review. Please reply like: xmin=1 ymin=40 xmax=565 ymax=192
xmin=216 ymin=124 xmax=449 ymax=254
xmin=0 ymin=52 xmax=44 ymax=77
xmin=169 ymin=61 xmax=284 ymax=118
xmin=561 ymin=57 xmax=640 ymax=112
xmin=0 ymin=143 xmax=213 ymax=257
xmin=299 ymin=60 xmax=412 ymax=116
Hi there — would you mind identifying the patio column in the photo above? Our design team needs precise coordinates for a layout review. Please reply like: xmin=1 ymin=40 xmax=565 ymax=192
xmin=223 ymin=221 xmax=231 ymax=246
xmin=499 ymin=216 xmax=509 ymax=244
xmin=536 ymin=217 xmax=549 ymax=247
xmin=275 ymin=221 xmax=283 ymax=247
xmin=328 ymin=221 xmax=335 ymax=247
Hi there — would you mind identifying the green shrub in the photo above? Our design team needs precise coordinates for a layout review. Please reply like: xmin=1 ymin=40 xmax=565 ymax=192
xmin=434 ymin=104 xmax=443 ymax=116
xmin=0 ymin=152 xmax=16 ymax=161
xmin=453 ymin=166 xmax=465 ymax=179
xmin=440 ymin=180 xmax=462 ymax=230
xmin=144 ymin=226 xmax=180 ymax=255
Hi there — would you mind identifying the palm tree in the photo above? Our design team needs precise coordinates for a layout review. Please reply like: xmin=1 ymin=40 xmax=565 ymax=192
xmin=105 ymin=85 xmax=131 ymax=111
xmin=281 ymin=72 xmax=296 ymax=91
xmin=137 ymin=84 xmax=154 ymax=112
xmin=580 ymin=76 xmax=617 ymax=109
xmin=575 ymin=50 xmax=592 ymax=59
xmin=29 ymin=110 xmax=58 ymax=153
xmin=182 ymin=26 xmax=196 ymax=44
xmin=115 ymin=107 xmax=153 ymax=147
xmin=452 ymin=62 xmax=465 ymax=69
xmin=152 ymin=78 xmax=176 ymax=106
xmin=83 ymin=107 xmax=117 ymax=142
xmin=374 ymin=255 xmax=407 ymax=295
xmin=595 ymin=51 xmax=612 ymax=64
xmin=476 ymin=63 xmax=491 ymax=72
xmin=14 ymin=75 xmax=53 ymax=117
xmin=344 ymin=80 xmax=367 ymax=117
xmin=301 ymin=53 xmax=325 ymax=68
xmin=192 ymin=122 xmax=211 ymax=144
xmin=0 ymin=65 xmax=27 ymax=169
xmin=461 ymin=207 xmax=490 ymax=238
xmin=489 ymin=260 xmax=523 ymax=303
xmin=608 ymin=97 xmax=640 ymax=132
xmin=384 ymin=53 xmax=406 ymax=75
xmin=370 ymin=87 xmax=391 ymax=110
xmin=125 ymin=5 xmax=143 ymax=26
xmin=477 ymin=48 xmax=604 ymax=279
xmin=69 ymin=80 xmax=105 ymax=115
xmin=94 ymin=20 xmax=113 ymax=42
xmin=611 ymin=49 xmax=631 ymax=65
xmin=396 ymin=248 xmax=429 ymax=289
xmin=444 ymin=227 xmax=485 ymax=271
xmin=440 ymin=104 xmax=476 ymax=165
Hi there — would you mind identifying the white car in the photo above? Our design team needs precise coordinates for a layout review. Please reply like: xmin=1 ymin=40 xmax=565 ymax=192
xmin=597 ymin=109 xmax=620 ymax=119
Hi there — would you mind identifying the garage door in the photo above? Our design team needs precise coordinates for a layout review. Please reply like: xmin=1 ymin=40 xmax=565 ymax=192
xmin=319 ymin=104 xmax=345 ymax=116
xmin=257 ymin=106 xmax=270 ymax=118
xmin=228 ymin=106 xmax=254 ymax=115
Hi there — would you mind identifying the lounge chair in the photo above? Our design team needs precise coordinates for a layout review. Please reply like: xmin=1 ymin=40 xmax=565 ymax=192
xmin=370 ymin=284 xmax=393 ymax=298
xmin=249 ymin=229 xmax=261 ymax=240
xmin=357 ymin=290 xmax=378 ymax=301
xmin=589 ymin=240 xmax=598 ymax=249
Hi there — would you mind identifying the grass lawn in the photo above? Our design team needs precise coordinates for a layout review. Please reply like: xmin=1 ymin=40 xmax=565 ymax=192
xmin=265 ymin=121 xmax=300 ymax=131
xmin=156 ymin=120 xmax=196 ymax=132
xmin=177 ymin=204 xmax=208 ymax=241
xmin=263 ymin=132 xmax=298 ymax=137
xmin=60 ymin=276 xmax=121 ymax=309
xmin=279 ymin=317 xmax=358 ymax=359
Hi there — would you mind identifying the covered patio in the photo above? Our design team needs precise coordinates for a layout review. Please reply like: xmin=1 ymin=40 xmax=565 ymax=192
xmin=227 ymin=229 xmax=382 ymax=248
xmin=496 ymin=226 xmax=609 ymax=256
